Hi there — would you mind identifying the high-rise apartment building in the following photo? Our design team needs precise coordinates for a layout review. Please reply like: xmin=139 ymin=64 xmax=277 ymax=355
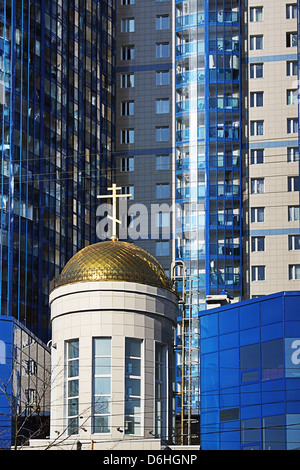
xmin=242 ymin=0 xmax=300 ymax=299
xmin=116 ymin=0 xmax=174 ymax=276
xmin=0 ymin=0 xmax=116 ymax=342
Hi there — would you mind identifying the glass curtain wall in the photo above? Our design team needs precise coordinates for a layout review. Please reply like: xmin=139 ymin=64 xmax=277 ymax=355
xmin=0 ymin=0 xmax=116 ymax=343
xmin=175 ymin=0 xmax=242 ymax=444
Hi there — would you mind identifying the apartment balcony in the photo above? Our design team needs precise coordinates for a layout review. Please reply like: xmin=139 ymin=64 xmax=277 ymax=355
xmin=175 ymin=12 xmax=205 ymax=29
xmin=209 ymin=68 xmax=240 ymax=82
xmin=209 ymin=39 xmax=239 ymax=53
xmin=209 ymin=154 xmax=240 ymax=168
xmin=209 ymin=184 xmax=240 ymax=198
xmin=176 ymin=127 xmax=205 ymax=142
xmin=209 ymin=125 xmax=239 ymax=141
xmin=176 ymin=41 xmax=204 ymax=57
xmin=176 ymin=98 xmax=205 ymax=114
xmin=176 ymin=245 xmax=206 ymax=259
xmin=210 ymin=243 xmax=240 ymax=257
xmin=176 ymin=185 xmax=206 ymax=199
xmin=209 ymin=213 xmax=240 ymax=227
xmin=176 ymin=156 xmax=206 ymax=172
xmin=176 ymin=69 xmax=205 ymax=86
xmin=210 ymin=272 xmax=241 ymax=287
xmin=209 ymin=96 xmax=239 ymax=112
xmin=208 ymin=10 xmax=239 ymax=24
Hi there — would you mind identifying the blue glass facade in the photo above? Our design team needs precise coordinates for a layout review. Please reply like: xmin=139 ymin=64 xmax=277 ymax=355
xmin=174 ymin=0 xmax=242 ymax=442
xmin=0 ymin=0 xmax=116 ymax=342
xmin=199 ymin=291 xmax=300 ymax=450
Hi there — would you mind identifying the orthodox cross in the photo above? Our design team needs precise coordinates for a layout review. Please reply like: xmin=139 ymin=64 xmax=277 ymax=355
xmin=97 ymin=183 xmax=132 ymax=241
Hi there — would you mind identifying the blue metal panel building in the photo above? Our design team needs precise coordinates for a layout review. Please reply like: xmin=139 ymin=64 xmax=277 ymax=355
xmin=199 ymin=291 xmax=300 ymax=450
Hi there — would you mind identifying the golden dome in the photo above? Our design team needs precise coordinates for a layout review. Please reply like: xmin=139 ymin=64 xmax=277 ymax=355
xmin=50 ymin=240 xmax=172 ymax=291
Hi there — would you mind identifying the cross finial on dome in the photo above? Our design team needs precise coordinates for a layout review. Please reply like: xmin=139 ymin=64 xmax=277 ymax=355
xmin=97 ymin=183 xmax=132 ymax=241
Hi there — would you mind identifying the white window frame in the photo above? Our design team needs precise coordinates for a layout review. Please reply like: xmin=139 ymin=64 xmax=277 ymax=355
xmin=121 ymin=18 xmax=135 ymax=33
xmin=289 ymin=265 xmax=300 ymax=280
xmin=250 ymin=7 xmax=263 ymax=22
xmin=252 ymin=265 xmax=266 ymax=281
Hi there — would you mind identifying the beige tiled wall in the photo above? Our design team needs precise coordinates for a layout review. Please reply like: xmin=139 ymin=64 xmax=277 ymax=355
xmin=243 ymin=0 xmax=299 ymax=299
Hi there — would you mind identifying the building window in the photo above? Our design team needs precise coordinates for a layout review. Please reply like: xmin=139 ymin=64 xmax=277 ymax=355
xmin=156 ymin=126 xmax=169 ymax=142
xmin=155 ymin=98 xmax=169 ymax=114
xmin=156 ymin=15 xmax=170 ymax=30
xmin=120 ymin=129 xmax=134 ymax=144
xmin=156 ymin=70 xmax=170 ymax=86
xmin=261 ymin=339 xmax=284 ymax=382
xmin=287 ymin=118 xmax=298 ymax=134
xmin=263 ymin=415 xmax=285 ymax=450
xmin=120 ymin=73 xmax=134 ymax=88
xmin=252 ymin=265 xmax=265 ymax=281
xmin=155 ymin=343 xmax=167 ymax=439
xmin=251 ymin=149 xmax=264 ymax=164
xmin=251 ymin=178 xmax=264 ymax=194
xmin=121 ymin=0 xmax=135 ymax=4
xmin=241 ymin=418 xmax=261 ymax=447
xmin=156 ymin=183 xmax=169 ymax=198
xmin=220 ymin=408 xmax=240 ymax=422
xmin=288 ymin=176 xmax=299 ymax=192
xmin=66 ymin=339 xmax=79 ymax=436
xmin=156 ymin=241 xmax=169 ymax=256
xmin=289 ymin=265 xmax=300 ymax=280
xmin=121 ymin=45 xmax=135 ymax=60
xmin=250 ymin=120 xmax=264 ymax=136
xmin=156 ymin=154 xmax=169 ymax=170
xmin=240 ymin=343 xmax=260 ymax=383
xmin=289 ymin=235 xmax=300 ymax=250
xmin=251 ymin=236 xmax=265 ymax=252
xmin=93 ymin=338 xmax=111 ymax=434
xmin=156 ymin=212 xmax=170 ymax=228
xmin=250 ymin=35 xmax=263 ymax=50
xmin=125 ymin=338 xmax=142 ymax=435
xmin=287 ymin=147 xmax=299 ymax=162
xmin=156 ymin=42 xmax=169 ymax=58
xmin=121 ymin=100 xmax=134 ymax=116
xmin=286 ymin=4 xmax=297 ymax=19
xmin=287 ymin=60 xmax=298 ymax=76
xmin=250 ymin=92 xmax=264 ymax=107
xmin=288 ymin=205 xmax=300 ymax=221
xmin=286 ymin=32 xmax=297 ymax=47
xmin=287 ymin=89 xmax=298 ymax=105
xmin=121 ymin=18 xmax=135 ymax=33
xmin=121 ymin=185 xmax=134 ymax=199
xmin=251 ymin=207 xmax=265 ymax=223
xmin=250 ymin=63 xmax=263 ymax=78
xmin=120 ymin=156 xmax=134 ymax=172
xmin=250 ymin=7 xmax=263 ymax=22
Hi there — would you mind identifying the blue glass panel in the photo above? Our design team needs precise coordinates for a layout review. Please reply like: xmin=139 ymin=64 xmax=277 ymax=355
xmin=219 ymin=308 xmax=239 ymax=334
xmin=220 ymin=348 xmax=239 ymax=388
xmin=261 ymin=323 xmax=283 ymax=342
xmin=200 ymin=313 xmax=219 ymax=338
xmin=240 ymin=327 xmax=260 ymax=346
xmin=241 ymin=383 xmax=261 ymax=406
xmin=261 ymin=297 xmax=283 ymax=325
xmin=239 ymin=303 xmax=260 ymax=330
xmin=201 ymin=352 xmax=219 ymax=391
xmin=201 ymin=336 xmax=219 ymax=354
xmin=219 ymin=332 xmax=239 ymax=350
